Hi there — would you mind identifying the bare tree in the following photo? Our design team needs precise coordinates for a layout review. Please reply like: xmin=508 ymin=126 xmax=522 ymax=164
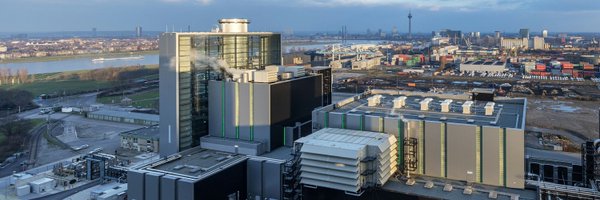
xmin=17 ymin=69 xmax=28 ymax=83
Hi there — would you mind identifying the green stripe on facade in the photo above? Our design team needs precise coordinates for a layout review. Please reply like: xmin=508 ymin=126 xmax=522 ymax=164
xmin=398 ymin=119 xmax=404 ymax=171
xmin=249 ymin=83 xmax=254 ymax=141
xmin=441 ymin=123 xmax=446 ymax=178
xmin=419 ymin=121 xmax=424 ymax=174
xmin=342 ymin=114 xmax=346 ymax=129
xmin=503 ymin=128 xmax=507 ymax=187
xmin=360 ymin=115 xmax=364 ymax=130
xmin=325 ymin=112 xmax=329 ymax=128
xmin=478 ymin=126 xmax=483 ymax=183
xmin=283 ymin=127 xmax=286 ymax=146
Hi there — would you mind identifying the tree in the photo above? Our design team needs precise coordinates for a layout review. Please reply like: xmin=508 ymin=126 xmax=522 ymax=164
xmin=17 ymin=68 xmax=28 ymax=83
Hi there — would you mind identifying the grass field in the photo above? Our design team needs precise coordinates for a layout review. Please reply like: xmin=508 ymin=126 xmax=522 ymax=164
xmin=0 ymin=80 xmax=115 ymax=96
xmin=97 ymin=88 xmax=159 ymax=109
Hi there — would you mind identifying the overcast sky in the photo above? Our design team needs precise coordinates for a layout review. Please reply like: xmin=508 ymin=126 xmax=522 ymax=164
xmin=1 ymin=0 xmax=599 ymax=33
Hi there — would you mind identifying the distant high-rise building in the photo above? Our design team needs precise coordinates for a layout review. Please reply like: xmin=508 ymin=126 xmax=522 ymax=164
xmin=542 ymin=29 xmax=548 ymax=38
xmin=519 ymin=28 xmax=529 ymax=39
xmin=135 ymin=26 xmax=143 ymax=38
xmin=392 ymin=26 xmax=399 ymax=38
xmin=494 ymin=31 xmax=501 ymax=39
xmin=159 ymin=19 xmax=282 ymax=156
xmin=92 ymin=28 xmax=97 ymax=37
xmin=407 ymin=10 xmax=413 ymax=39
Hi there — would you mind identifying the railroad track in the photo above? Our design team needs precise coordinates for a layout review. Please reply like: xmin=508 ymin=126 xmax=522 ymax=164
xmin=26 ymin=114 xmax=71 ymax=168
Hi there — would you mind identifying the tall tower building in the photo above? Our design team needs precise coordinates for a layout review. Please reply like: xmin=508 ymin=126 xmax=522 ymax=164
xmin=408 ymin=10 xmax=413 ymax=39
xmin=542 ymin=29 xmax=548 ymax=38
xmin=135 ymin=26 xmax=142 ymax=38
xmin=519 ymin=28 xmax=529 ymax=39
xmin=159 ymin=19 xmax=282 ymax=156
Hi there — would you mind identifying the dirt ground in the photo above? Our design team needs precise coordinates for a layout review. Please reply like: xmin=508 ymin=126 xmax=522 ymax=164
xmin=526 ymin=97 xmax=599 ymax=145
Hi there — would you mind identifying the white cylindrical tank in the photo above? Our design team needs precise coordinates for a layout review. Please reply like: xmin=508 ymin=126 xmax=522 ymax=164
xmin=219 ymin=18 xmax=250 ymax=33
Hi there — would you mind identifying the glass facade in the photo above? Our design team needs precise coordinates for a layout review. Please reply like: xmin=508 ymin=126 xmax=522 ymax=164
xmin=177 ymin=33 xmax=281 ymax=150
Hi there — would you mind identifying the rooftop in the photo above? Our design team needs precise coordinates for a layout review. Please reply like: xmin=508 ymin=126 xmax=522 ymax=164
xmin=90 ymin=110 xmax=159 ymax=123
xmin=138 ymin=147 xmax=246 ymax=180
xmin=330 ymin=90 xmax=526 ymax=129
xmin=120 ymin=125 xmax=160 ymax=140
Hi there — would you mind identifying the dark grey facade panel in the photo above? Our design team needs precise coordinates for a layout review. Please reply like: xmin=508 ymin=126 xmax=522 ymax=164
xmin=383 ymin=117 xmax=400 ymax=136
xmin=177 ymin=178 xmax=196 ymax=200
xmin=225 ymin=82 xmax=237 ymax=139
xmin=144 ymin=172 xmax=164 ymax=200
xmin=160 ymin=175 xmax=179 ymax=200
xmin=159 ymin=33 xmax=180 ymax=157
xmin=127 ymin=170 xmax=146 ymax=200
xmin=328 ymin=112 xmax=344 ymax=129
xmin=364 ymin=115 xmax=381 ymax=132
xmin=247 ymin=159 xmax=264 ymax=199
xmin=424 ymin=121 xmax=442 ymax=177
xmin=482 ymin=126 xmax=501 ymax=186
xmin=506 ymin=128 xmax=525 ymax=188
xmin=263 ymin=160 xmax=283 ymax=199
xmin=238 ymin=83 xmax=252 ymax=141
xmin=346 ymin=113 xmax=362 ymax=130
xmin=446 ymin=123 xmax=477 ymax=182
xmin=253 ymin=84 xmax=271 ymax=149
xmin=208 ymin=81 xmax=222 ymax=137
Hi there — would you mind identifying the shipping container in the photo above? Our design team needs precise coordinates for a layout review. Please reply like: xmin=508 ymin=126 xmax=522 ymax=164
xmin=535 ymin=64 xmax=546 ymax=71
xmin=407 ymin=83 xmax=416 ymax=87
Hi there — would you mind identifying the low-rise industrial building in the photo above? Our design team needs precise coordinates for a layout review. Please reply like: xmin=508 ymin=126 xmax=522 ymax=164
xmin=120 ymin=126 xmax=160 ymax=152
xmin=127 ymin=147 xmax=286 ymax=200
xmin=460 ymin=60 xmax=508 ymax=73
xmin=87 ymin=110 xmax=159 ymax=126
xmin=311 ymin=89 xmax=527 ymax=189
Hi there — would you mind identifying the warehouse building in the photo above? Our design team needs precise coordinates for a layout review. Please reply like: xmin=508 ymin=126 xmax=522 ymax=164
xmin=311 ymin=89 xmax=527 ymax=189
xmin=120 ymin=126 xmax=160 ymax=153
xmin=459 ymin=60 xmax=507 ymax=73
xmin=87 ymin=110 xmax=159 ymax=126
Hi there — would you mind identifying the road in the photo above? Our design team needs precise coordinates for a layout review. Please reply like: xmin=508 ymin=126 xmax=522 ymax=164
xmin=526 ymin=147 xmax=581 ymax=164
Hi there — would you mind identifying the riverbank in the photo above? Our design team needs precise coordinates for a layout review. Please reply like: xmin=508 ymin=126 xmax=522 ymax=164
xmin=0 ymin=50 xmax=158 ymax=64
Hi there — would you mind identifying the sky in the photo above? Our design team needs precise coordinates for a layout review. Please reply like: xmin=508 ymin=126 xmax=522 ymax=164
xmin=0 ymin=0 xmax=599 ymax=33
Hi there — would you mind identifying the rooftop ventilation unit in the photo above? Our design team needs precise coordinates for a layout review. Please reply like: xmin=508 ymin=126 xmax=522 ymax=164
xmin=420 ymin=98 xmax=433 ymax=111
xmin=218 ymin=18 xmax=250 ymax=33
xmin=253 ymin=67 xmax=278 ymax=83
xmin=393 ymin=96 xmax=407 ymax=109
xmin=485 ymin=102 xmax=495 ymax=116
xmin=281 ymin=66 xmax=306 ymax=77
xmin=440 ymin=99 xmax=453 ymax=112
xmin=367 ymin=95 xmax=383 ymax=107
xmin=462 ymin=101 xmax=474 ymax=114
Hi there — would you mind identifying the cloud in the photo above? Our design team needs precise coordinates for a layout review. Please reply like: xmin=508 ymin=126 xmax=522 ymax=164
xmin=296 ymin=0 xmax=525 ymax=11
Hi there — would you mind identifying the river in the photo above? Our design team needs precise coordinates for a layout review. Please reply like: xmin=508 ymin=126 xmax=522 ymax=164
xmin=0 ymin=40 xmax=390 ymax=74
xmin=0 ymin=54 xmax=159 ymax=74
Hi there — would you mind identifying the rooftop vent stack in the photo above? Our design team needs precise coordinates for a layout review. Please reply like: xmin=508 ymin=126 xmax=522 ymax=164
xmin=368 ymin=95 xmax=383 ymax=107
xmin=420 ymin=98 xmax=433 ymax=111
xmin=393 ymin=96 xmax=407 ymax=109
xmin=218 ymin=18 xmax=249 ymax=33
xmin=462 ymin=101 xmax=474 ymax=114
xmin=281 ymin=72 xmax=294 ymax=80
xmin=441 ymin=99 xmax=453 ymax=112
xmin=485 ymin=102 xmax=495 ymax=116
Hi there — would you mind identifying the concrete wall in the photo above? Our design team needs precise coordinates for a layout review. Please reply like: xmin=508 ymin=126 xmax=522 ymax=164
xmin=424 ymin=121 xmax=443 ymax=177
xmin=505 ymin=128 xmax=525 ymax=188
xmin=482 ymin=126 xmax=502 ymax=186
xmin=144 ymin=172 xmax=164 ymax=200
xmin=446 ymin=123 xmax=477 ymax=182
xmin=160 ymin=175 xmax=179 ymax=200
xmin=208 ymin=81 xmax=272 ymax=150
xmin=159 ymin=33 xmax=180 ymax=157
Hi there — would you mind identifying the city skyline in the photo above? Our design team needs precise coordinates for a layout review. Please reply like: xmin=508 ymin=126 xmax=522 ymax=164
xmin=1 ymin=0 xmax=599 ymax=33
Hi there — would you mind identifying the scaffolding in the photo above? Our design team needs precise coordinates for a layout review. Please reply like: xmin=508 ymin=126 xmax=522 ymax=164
xmin=283 ymin=142 xmax=302 ymax=200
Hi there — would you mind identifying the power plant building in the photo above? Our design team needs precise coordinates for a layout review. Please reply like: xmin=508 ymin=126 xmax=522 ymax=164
xmin=311 ymin=89 xmax=527 ymax=189
xmin=159 ymin=19 xmax=282 ymax=156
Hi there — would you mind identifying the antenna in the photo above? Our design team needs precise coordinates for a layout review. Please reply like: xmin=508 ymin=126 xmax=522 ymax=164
xmin=165 ymin=24 xmax=168 ymax=33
